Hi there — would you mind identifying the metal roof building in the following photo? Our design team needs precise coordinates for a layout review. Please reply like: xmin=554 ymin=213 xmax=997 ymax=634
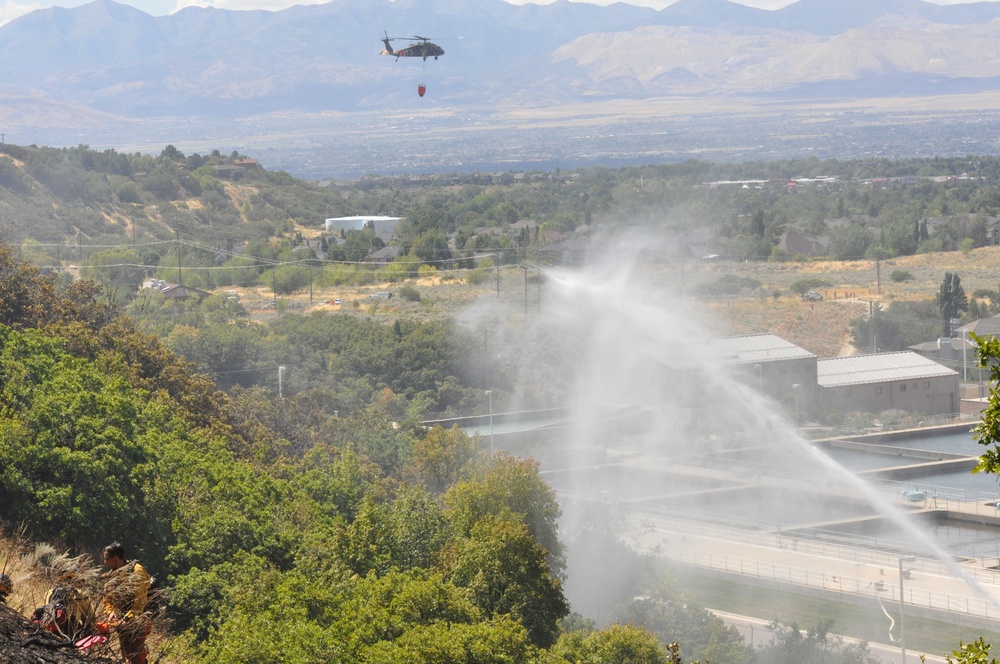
xmin=711 ymin=333 xmax=816 ymax=365
xmin=711 ymin=334 xmax=817 ymax=402
xmin=818 ymin=352 xmax=958 ymax=387
xmin=817 ymin=351 xmax=959 ymax=416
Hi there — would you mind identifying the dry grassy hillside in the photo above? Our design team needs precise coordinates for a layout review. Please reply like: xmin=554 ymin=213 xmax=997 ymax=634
xmin=693 ymin=247 xmax=1000 ymax=299
xmin=238 ymin=246 xmax=1000 ymax=360
xmin=689 ymin=247 xmax=1000 ymax=357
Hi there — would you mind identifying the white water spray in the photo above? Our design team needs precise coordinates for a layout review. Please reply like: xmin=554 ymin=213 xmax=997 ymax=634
xmin=469 ymin=234 xmax=1000 ymax=634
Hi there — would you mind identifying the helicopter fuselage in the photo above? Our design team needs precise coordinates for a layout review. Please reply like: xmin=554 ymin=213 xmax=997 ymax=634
xmin=381 ymin=35 xmax=445 ymax=61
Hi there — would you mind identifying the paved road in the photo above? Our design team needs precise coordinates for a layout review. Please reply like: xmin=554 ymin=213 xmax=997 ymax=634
xmin=553 ymin=441 xmax=1000 ymax=661
xmin=627 ymin=509 xmax=1000 ymax=620
xmin=708 ymin=609 xmax=948 ymax=664
xmin=619 ymin=502 xmax=1000 ymax=663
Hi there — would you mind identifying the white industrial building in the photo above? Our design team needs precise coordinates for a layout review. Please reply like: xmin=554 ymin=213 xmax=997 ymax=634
xmin=324 ymin=215 xmax=403 ymax=234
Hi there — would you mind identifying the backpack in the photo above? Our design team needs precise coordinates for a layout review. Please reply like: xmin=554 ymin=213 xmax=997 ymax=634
xmin=33 ymin=585 xmax=94 ymax=639
xmin=145 ymin=574 xmax=165 ymax=616
xmin=126 ymin=561 xmax=165 ymax=617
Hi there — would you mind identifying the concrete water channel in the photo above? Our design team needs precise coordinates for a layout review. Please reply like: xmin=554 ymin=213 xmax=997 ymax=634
xmin=451 ymin=408 xmax=1000 ymax=622
xmin=538 ymin=419 xmax=1000 ymax=637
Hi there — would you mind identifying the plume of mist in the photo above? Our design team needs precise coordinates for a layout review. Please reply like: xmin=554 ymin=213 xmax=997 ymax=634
xmin=459 ymin=229 xmax=1000 ymax=626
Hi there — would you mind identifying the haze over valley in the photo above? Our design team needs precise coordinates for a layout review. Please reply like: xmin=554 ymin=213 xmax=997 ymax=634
xmin=8 ymin=0 xmax=1000 ymax=177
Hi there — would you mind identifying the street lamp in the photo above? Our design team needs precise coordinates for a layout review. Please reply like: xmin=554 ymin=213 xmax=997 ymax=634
xmin=899 ymin=555 xmax=916 ymax=664
xmin=754 ymin=363 xmax=762 ymax=395
xmin=486 ymin=390 xmax=494 ymax=455
xmin=792 ymin=384 xmax=801 ymax=427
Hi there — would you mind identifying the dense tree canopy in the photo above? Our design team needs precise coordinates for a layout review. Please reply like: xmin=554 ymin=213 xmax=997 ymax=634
xmin=0 ymin=248 xmax=587 ymax=662
xmin=7 ymin=145 xmax=1000 ymax=285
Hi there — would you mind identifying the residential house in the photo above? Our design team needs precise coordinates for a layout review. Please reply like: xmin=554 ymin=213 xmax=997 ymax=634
xmin=777 ymin=230 xmax=827 ymax=258
xmin=365 ymin=245 xmax=401 ymax=263
xmin=151 ymin=281 xmax=211 ymax=302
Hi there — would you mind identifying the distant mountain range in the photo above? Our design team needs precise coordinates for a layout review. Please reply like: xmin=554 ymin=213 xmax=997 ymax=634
xmin=4 ymin=0 xmax=1000 ymax=125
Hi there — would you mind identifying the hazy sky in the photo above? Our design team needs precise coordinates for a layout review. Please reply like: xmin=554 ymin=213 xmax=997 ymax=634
xmin=0 ymin=0 xmax=993 ymax=26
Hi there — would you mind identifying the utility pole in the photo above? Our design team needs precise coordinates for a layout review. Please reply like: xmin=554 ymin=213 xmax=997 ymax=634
xmin=964 ymin=328 xmax=968 ymax=382
xmin=876 ymin=257 xmax=881 ymax=295
xmin=486 ymin=390 xmax=494 ymax=455
xmin=523 ymin=265 xmax=528 ymax=315
xmin=176 ymin=228 xmax=182 ymax=286
xmin=870 ymin=300 xmax=877 ymax=353
xmin=537 ymin=266 xmax=541 ymax=313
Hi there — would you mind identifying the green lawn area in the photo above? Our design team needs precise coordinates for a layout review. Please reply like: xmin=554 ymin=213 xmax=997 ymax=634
xmin=673 ymin=567 xmax=1000 ymax=658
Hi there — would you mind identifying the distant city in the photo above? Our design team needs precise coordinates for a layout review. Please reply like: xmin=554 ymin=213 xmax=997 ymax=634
xmin=16 ymin=104 xmax=1000 ymax=181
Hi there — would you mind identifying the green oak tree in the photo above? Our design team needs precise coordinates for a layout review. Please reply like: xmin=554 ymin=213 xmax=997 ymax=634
xmin=440 ymin=515 xmax=569 ymax=649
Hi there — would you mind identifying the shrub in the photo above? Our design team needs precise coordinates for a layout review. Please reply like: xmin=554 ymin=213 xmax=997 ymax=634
xmin=466 ymin=268 xmax=491 ymax=285
xmin=789 ymin=278 xmax=832 ymax=295
xmin=890 ymin=269 xmax=914 ymax=282
xmin=399 ymin=285 xmax=421 ymax=302
xmin=115 ymin=181 xmax=141 ymax=204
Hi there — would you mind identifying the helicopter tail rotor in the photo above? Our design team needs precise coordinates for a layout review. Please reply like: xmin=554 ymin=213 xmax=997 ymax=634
xmin=380 ymin=31 xmax=396 ymax=56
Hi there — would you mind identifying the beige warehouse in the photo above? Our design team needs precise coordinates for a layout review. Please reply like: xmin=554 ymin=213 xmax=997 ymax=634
xmin=817 ymin=352 xmax=959 ymax=417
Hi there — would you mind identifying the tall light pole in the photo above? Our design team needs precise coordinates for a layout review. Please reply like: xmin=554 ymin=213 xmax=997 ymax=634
xmin=899 ymin=555 xmax=916 ymax=664
xmin=278 ymin=365 xmax=286 ymax=398
xmin=792 ymin=384 xmax=801 ymax=427
xmin=486 ymin=390 xmax=494 ymax=455
xmin=964 ymin=328 xmax=970 ymax=383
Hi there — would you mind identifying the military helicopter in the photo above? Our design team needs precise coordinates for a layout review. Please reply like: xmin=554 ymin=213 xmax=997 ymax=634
xmin=380 ymin=32 xmax=445 ymax=61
